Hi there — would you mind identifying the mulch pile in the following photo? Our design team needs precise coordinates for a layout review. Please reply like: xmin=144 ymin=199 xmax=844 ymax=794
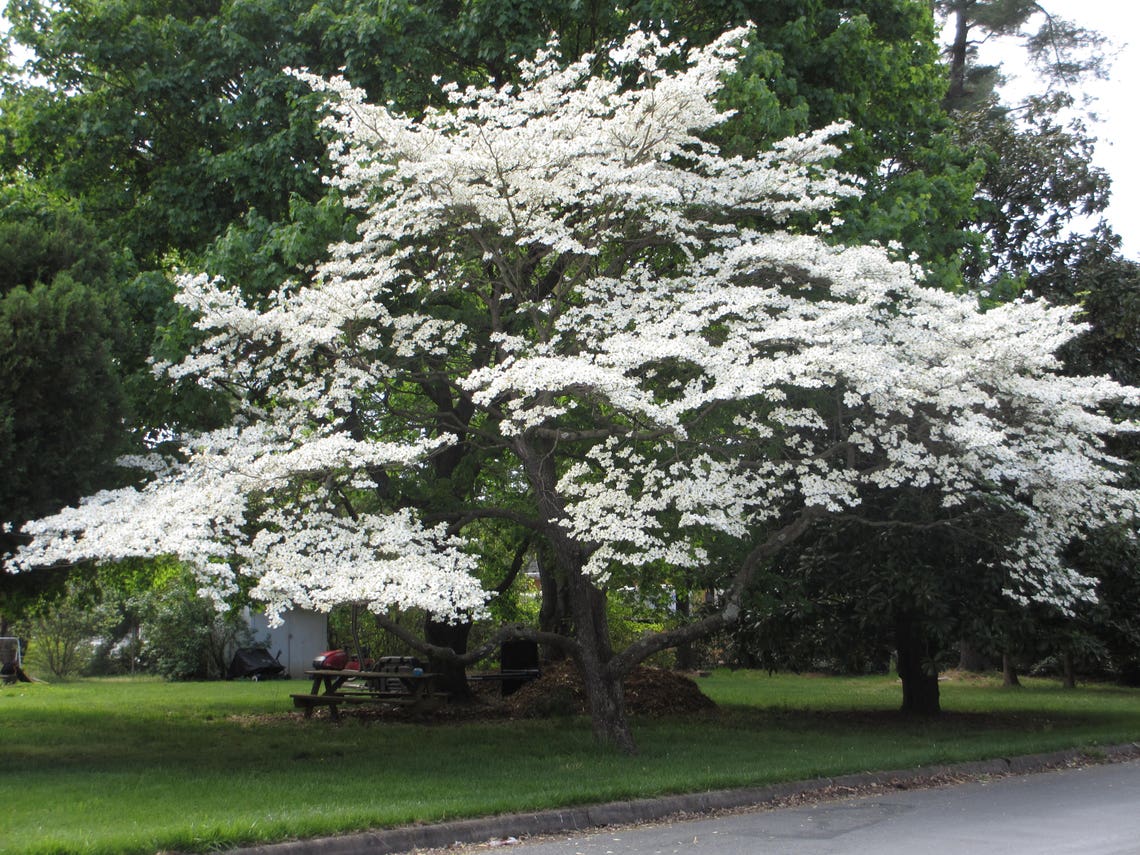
xmin=295 ymin=661 xmax=716 ymax=724
xmin=503 ymin=660 xmax=716 ymax=718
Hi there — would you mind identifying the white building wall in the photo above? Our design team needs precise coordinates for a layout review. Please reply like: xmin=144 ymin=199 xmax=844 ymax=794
xmin=248 ymin=609 xmax=328 ymax=679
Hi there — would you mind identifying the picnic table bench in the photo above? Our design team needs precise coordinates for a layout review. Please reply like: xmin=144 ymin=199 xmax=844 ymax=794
xmin=292 ymin=668 xmax=446 ymax=721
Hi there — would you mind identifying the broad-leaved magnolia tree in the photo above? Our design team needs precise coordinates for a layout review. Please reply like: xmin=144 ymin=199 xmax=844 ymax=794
xmin=15 ymin=27 xmax=1138 ymax=750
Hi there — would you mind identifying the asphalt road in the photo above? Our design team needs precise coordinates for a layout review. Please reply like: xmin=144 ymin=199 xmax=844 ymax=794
xmin=467 ymin=760 xmax=1140 ymax=855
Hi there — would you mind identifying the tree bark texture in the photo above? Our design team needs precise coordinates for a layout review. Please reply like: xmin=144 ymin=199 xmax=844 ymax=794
xmin=1002 ymin=652 xmax=1021 ymax=687
xmin=944 ymin=2 xmax=971 ymax=109
xmin=895 ymin=611 xmax=941 ymax=715
xmin=519 ymin=432 xmax=638 ymax=752
xmin=537 ymin=547 xmax=570 ymax=662
xmin=1062 ymin=651 xmax=1076 ymax=689
xmin=957 ymin=639 xmax=990 ymax=672
xmin=566 ymin=569 xmax=636 ymax=753
xmin=424 ymin=616 xmax=474 ymax=701
xmin=673 ymin=592 xmax=696 ymax=671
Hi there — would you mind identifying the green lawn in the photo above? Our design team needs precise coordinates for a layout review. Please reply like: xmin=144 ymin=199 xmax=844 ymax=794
xmin=2 ymin=672 xmax=1138 ymax=855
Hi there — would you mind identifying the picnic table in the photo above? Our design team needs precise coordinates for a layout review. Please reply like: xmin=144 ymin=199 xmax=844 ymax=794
xmin=292 ymin=667 xmax=445 ymax=721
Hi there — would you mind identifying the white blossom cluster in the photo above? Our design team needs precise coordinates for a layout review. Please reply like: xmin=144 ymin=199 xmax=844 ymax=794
xmin=17 ymin=422 xmax=485 ymax=621
xmin=291 ymin=25 xmax=856 ymax=264
xmin=244 ymin=508 xmax=485 ymax=623
xmin=15 ymin=25 xmax=1140 ymax=618
xmin=558 ymin=442 xmax=762 ymax=581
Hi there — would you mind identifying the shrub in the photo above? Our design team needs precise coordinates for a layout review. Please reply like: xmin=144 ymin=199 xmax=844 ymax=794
xmin=137 ymin=572 xmax=253 ymax=680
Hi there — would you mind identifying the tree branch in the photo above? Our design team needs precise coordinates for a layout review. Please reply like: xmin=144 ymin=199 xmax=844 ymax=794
xmin=531 ymin=426 xmax=671 ymax=443
xmin=420 ymin=506 xmax=545 ymax=536
xmin=493 ymin=534 xmax=532 ymax=596
xmin=607 ymin=509 xmax=822 ymax=677
xmin=372 ymin=612 xmax=579 ymax=665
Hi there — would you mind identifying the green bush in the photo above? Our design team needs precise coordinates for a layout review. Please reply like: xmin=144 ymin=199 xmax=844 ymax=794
xmin=137 ymin=572 xmax=253 ymax=680
xmin=20 ymin=580 xmax=99 ymax=679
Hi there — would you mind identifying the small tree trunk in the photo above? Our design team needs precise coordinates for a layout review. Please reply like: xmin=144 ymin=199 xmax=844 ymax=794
xmin=537 ymin=547 xmax=570 ymax=663
xmin=1062 ymin=651 xmax=1077 ymax=689
xmin=957 ymin=639 xmax=989 ymax=672
xmin=131 ymin=623 xmax=141 ymax=675
xmin=895 ymin=612 xmax=940 ymax=715
xmin=674 ymin=591 xmax=696 ymax=671
xmin=1002 ymin=653 xmax=1021 ymax=687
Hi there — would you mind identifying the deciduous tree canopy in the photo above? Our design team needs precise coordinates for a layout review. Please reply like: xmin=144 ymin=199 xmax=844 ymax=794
xmin=17 ymin=28 xmax=1138 ymax=748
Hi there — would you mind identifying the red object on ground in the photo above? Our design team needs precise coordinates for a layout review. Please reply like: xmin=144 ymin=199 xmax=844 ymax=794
xmin=311 ymin=649 xmax=371 ymax=670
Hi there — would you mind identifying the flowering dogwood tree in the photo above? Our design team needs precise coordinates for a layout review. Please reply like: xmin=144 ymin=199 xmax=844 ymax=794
xmin=15 ymin=27 xmax=1138 ymax=750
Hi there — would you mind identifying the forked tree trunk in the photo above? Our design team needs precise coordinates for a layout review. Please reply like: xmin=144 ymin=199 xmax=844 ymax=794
xmin=895 ymin=612 xmax=941 ymax=715
xmin=564 ymin=554 xmax=636 ymax=753
xmin=520 ymin=432 xmax=637 ymax=752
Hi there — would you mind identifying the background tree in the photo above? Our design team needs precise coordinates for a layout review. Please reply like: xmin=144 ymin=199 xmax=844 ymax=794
xmin=742 ymin=1 xmax=1138 ymax=695
xmin=932 ymin=2 xmax=1140 ymax=684
xmin=936 ymin=0 xmax=1108 ymax=114
xmin=733 ymin=488 xmax=1020 ymax=711
xmin=0 ymin=193 xmax=130 ymax=632
xmin=134 ymin=568 xmax=255 ymax=681
xmin=955 ymin=95 xmax=1110 ymax=285
xmin=931 ymin=1 xmax=1115 ymax=292
xmin=1029 ymin=230 xmax=1140 ymax=685
xmin=18 ymin=575 xmax=100 ymax=677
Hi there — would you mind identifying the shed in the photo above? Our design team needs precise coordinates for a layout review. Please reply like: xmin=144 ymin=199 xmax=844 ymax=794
xmin=247 ymin=609 xmax=328 ymax=680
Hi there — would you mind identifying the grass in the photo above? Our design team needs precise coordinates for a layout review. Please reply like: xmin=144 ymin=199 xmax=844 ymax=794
xmin=1 ymin=671 xmax=1137 ymax=854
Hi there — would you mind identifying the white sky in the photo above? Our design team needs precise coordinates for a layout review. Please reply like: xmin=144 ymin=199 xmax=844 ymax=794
xmin=980 ymin=0 xmax=1140 ymax=259
xmin=2 ymin=3 xmax=1138 ymax=257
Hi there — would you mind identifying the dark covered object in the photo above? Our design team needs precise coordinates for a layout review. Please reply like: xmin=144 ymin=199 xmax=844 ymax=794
xmin=227 ymin=647 xmax=286 ymax=680
xmin=500 ymin=639 xmax=540 ymax=696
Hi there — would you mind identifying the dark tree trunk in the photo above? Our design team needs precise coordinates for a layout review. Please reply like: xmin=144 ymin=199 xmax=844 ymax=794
xmin=565 ymin=568 xmax=636 ymax=753
xmin=1062 ymin=651 xmax=1077 ymax=689
xmin=579 ymin=657 xmax=634 ymax=752
xmin=424 ymin=617 xmax=473 ymax=702
xmin=1002 ymin=653 xmax=1021 ymax=687
xmin=520 ymin=432 xmax=637 ymax=752
xmin=674 ymin=592 xmax=696 ymax=671
xmin=957 ymin=639 xmax=989 ymax=672
xmin=895 ymin=612 xmax=941 ymax=715
xmin=412 ymin=378 xmax=479 ymax=703
xmin=537 ymin=547 xmax=570 ymax=663
xmin=944 ymin=2 xmax=971 ymax=110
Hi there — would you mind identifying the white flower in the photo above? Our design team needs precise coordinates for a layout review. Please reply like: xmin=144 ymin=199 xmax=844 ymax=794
xmin=16 ymin=26 xmax=1139 ymax=619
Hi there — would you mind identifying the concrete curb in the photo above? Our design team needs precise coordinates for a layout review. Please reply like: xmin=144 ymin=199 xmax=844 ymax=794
xmin=227 ymin=742 xmax=1140 ymax=855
